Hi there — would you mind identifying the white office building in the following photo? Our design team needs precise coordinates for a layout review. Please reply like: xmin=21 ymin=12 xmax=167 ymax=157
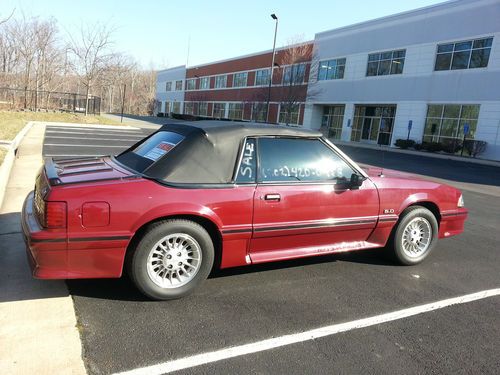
xmin=304 ymin=0 xmax=500 ymax=160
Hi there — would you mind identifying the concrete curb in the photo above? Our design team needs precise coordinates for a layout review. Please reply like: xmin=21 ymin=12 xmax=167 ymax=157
xmin=0 ymin=121 xmax=35 ymax=210
xmin=334 ymin=140 xmax=500 ymax=168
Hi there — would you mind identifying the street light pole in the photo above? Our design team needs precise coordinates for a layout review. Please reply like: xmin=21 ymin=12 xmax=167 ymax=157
xmin=266 ymin=13 xmax=278 ymax=124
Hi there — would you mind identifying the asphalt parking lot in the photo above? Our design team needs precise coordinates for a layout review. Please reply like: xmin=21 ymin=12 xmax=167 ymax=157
xmin=43 ymin=124 xmax=153 ymax=159
xmin=42 ymin=122 xmax=500 ymax=375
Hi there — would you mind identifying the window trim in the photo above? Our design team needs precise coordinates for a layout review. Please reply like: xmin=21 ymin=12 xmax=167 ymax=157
xmin=366 ymin=49 xmax=406 ymax=77
xmin=434 ymin=36 xmax=493 ymax=72
xmin=278 ymin=103 xmax=301 ymax=125
xmin=186 ymin=78 xmax=196 ymax=91
xmin=214 ymin=74 xmax=228 ymax=89
xmin=233 ymin=72 xmax=248 ymax=88
xmin=282 ymin=63 xmax=307 ymax=86
xmin=317 ymin=57 xmax=347 ymax=81
xmin=254 ymin=68 xmax=271 ymax=86
xmin=199 ymin=76 xmax=210 ymax=90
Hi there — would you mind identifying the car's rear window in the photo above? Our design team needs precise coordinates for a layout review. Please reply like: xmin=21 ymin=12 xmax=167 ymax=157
xmin=116 ymin=131 xmax=184 ymax=173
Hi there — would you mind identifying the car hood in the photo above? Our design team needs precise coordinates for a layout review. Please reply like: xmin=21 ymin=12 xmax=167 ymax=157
xmin=359 ymin=164 xmax=428 ymax=182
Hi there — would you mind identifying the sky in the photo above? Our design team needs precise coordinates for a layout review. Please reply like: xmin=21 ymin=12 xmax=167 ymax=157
xmin=0 ymin=0 xmax=447 ymax=70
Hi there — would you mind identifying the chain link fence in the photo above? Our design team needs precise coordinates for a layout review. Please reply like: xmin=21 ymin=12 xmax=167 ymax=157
xmin=0 ymin=87 xmax=101 ymax=114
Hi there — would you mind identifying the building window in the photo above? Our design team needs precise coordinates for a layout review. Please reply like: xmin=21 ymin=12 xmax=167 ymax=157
xmin=366 ymin=49 xmax=405 ymax=76
xmin=318 ymin=58 xmax=346 ymax=80
xmin=228 ymin=103 xmax=243 ymax=120
xmin=175 ymin=80 xmax=183 ymax=91
xmin=186 ymin=79 xmax=196 ymax=91
xmin=252 ymin=102 xmax=268 ymax=122
xmin=279 ymin=104 xmax=300 ymax=125
xmin=172 ymin=102 xmax=181 ymax=113
xmin=233 ymin=72 xmax=248 ymax=87
xmin=165 ymin=82 xmax=172 ymax=91
xmin=255 ymin=69 xmax=270 ymax=86
xmin=200 ymin=77 xmax=209 ymax=90
xmin=283 ymin=64 xmax=306 ymax=85
xmin=198 ymin=102 xmax=208 ymax=116
xmin=320 ymin=105 xmax=345 ymax=140
xmin=423 ymin=104 xmax=479 ymax=147
xmin=213 ymin=103 xmax=226 ymax=118
xmin=214 ymin=75 xmax=227 ymax=88
xmin=184 ymin=102 xmax=194 ymax=115
xmin=435 ymin=37 xmax=493 ymax=71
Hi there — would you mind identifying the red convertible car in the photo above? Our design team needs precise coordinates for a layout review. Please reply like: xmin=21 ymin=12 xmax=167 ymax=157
xmin=22 ymin=123 xmax=467 ymax=300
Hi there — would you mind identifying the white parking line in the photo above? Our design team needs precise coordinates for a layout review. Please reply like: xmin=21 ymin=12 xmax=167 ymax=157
xmin=46 ymin=130 xmax=144 ymax=136
xmin=44 ymin=144 xmax=129 ymax=148
xmin=45 ymin=154 xmax=106 ymax=158
xmin=45 ymin=135 xmax=142 ymax=142
xmin=113 ymin=288 xmax=500 ymax=375
xmin=44 ymin=123 xmax=139 ymax=130
xmin=45 ymin=136 xmax=142 ymax=141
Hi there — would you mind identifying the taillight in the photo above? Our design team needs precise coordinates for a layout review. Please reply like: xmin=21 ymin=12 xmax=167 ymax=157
xmin=44 ymin=201 xmax=67 ymax=228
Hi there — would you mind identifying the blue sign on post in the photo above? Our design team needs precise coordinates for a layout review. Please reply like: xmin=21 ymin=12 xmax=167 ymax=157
xmin=464 ymin=123 xmax=470 ymax=135
xmin=407 ymin=120 xmax=412 ymax=140
xmin=347 ymin=119 xmax=351 ymax=128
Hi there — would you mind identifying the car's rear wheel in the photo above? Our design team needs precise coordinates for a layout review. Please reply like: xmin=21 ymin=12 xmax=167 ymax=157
xmin=390 ymin=206 xmax=438 ymax=265
xmin=128 ymin=220 xmax=214 ymax=300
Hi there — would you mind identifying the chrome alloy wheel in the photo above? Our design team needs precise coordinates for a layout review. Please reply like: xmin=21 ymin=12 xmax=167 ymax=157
xmin=146 ymin=233 xmax=202 ymax=288
xmin=401 ymin=217 xmax=432 ymax=258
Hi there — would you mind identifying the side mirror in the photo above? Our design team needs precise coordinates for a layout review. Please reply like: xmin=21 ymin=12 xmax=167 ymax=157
xmin=349 ymin=173 xmax=364 ymax=189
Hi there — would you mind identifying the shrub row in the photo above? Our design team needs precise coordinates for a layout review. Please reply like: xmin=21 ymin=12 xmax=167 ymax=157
xmin=395 ymin=139 xmax=487 ymax=158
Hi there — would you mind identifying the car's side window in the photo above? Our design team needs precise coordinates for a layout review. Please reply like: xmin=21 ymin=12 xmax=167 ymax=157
xmin=235 ymin=138 xmax=257 ymax=183
xmin=257 ymin=137 xmax=355 ymax=183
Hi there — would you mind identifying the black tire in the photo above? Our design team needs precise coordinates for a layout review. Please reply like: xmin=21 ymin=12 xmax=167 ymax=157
xmin=389 ymin=206 xmax=439 ymax=265
xmin=128 ymin=219 xmax=214 ymax=300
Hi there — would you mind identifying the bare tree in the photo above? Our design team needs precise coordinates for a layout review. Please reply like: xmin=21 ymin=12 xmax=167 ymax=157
xmin=1 ymin=12 xmax=157 ymax=116
xmin=274 ymin=38 xmax=321 ymax=126
xmin=68 ymin=22 xmax=115 ymax=115
xmin=0 ymin=8 xmax=14 ymax=26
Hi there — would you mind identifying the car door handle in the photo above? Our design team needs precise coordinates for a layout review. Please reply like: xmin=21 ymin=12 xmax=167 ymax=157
xmin=264 ymin=194 xmax=281 ymax=201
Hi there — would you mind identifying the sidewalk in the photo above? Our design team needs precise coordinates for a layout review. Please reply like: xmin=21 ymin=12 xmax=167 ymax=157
xmin=0 ymin=124 xmax=86 ymax=375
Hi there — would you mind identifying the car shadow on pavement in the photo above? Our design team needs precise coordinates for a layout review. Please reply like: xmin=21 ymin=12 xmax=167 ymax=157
xmin=66 ymin=248 xmax=395 ymax=302
xmin=0 ymin=212 xmax=70 ymax=303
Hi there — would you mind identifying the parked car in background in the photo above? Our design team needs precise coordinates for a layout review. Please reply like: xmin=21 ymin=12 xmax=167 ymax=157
xmin=22 ymin=123 xmax=468 ymax=300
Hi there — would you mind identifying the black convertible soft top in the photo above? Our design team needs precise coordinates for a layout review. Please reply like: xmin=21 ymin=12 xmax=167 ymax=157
xmin=118 ymin=122 xmax=322 ymax=184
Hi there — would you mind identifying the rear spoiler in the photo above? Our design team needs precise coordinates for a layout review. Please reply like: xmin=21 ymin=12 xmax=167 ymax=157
xmin=44 ymin=157 xmax=62 ymax=186
xmin=43 ymin=156 xmax=104 ymax=186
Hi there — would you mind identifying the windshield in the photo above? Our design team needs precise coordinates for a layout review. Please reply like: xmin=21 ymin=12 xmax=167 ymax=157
xmin=116 ymin=131 xmax=184 ymax=173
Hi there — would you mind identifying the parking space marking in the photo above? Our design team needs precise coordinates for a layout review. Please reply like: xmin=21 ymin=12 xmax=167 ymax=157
xmin=44 ymin=143 xmax=131 ymax=148
xmin=45 ymin=136 xmax=142 ymax=141
xmin=114 ymin=288 xmax=500 ymax=375
xmin=45 ymin=154 xmax=107 ymax=158
xmin=45 ymin=130 xmax=144 ymax=136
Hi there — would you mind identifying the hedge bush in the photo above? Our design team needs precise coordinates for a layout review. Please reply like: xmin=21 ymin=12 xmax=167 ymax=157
xmin=394 ymin=139 xmax=416 ymax=149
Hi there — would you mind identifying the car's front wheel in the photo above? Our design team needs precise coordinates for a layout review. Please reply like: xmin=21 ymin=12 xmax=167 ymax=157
xmin=390 ymin=206 xmax=438 ymax=265
xmin=128 ymin=219 xmax=214 ymax=300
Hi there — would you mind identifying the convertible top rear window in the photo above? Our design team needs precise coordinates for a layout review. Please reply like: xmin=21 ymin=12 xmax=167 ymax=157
xmin=116 ymin=131 xmax=184 ymax=173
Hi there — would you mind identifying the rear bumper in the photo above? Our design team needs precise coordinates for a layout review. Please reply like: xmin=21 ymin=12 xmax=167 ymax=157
xmin=22 ymin=191 xmax=128 ymax=279
xmin=438 ymin=208 xmax=468 ymax=238
xmin=21 ymin=191 xmax=68 ymax=278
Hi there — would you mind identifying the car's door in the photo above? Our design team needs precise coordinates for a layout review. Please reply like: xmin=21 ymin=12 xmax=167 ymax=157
xmin=249 ymin=137 xmax=379 ymax=263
